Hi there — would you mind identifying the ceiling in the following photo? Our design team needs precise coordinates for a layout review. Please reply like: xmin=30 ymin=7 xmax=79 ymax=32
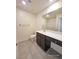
xmin=16 ymin=0 xmax=58 ymax=14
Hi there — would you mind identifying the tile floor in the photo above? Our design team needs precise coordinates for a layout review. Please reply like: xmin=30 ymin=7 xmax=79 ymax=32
xmin=16 ymin=39 xmax=60 ymax=59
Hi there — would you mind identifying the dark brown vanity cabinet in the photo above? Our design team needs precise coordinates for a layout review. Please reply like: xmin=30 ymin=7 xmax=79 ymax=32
xmin=36 ymin=32 xmax=62 ymax=51
xmin=36 ymin=32 xmax=51 ymax=51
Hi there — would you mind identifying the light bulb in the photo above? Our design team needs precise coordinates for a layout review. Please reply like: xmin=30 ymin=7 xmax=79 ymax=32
xmin=22 ymin=0 xmax=26 ymax=5
xmin=49 ymin=0 xmax=53 ymax=2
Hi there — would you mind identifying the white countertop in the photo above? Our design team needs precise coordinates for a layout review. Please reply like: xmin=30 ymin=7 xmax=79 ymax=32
xmin=36 ymin=30 xmax=62 ymax=41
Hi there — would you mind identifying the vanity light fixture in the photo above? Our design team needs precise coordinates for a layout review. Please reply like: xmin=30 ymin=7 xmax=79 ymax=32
xmin=49 ymin=0 xmax=53 ymax=2
xmin=22 ymin=0 xmax=26 ymax=5
xmin=22 ymin=0 xmax=32 ymax=6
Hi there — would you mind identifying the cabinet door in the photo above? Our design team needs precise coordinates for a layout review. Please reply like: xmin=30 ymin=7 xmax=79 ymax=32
xmin=39 ymin=33 xmax=46 ymax=51
xmin=36 ymin=33 xmax=41 ymax=46
xmin=36 ymin=33 xmax=46 ymax=51
xmin=45 ymin=36 xmax=51 ymax=51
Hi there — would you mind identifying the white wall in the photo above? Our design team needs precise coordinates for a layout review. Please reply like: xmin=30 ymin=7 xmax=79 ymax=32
xmin=16 ymin=8 xmax=36 ymax=43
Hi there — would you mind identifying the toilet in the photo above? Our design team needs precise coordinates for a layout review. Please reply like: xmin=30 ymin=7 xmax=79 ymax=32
xmin=30 ymin=34 xmax=36 ymax=41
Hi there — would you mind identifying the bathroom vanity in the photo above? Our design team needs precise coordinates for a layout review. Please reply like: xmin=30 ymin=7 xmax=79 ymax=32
xmin=36 ymin=30 xmax=62 ymax=51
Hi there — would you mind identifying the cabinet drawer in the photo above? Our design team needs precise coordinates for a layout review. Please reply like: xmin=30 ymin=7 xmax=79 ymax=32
xmin=46 ymin=36 xmax=62 ymax=47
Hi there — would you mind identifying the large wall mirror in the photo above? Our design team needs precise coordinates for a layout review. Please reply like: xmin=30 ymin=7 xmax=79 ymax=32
xmin=43 ymin=8 xmax=62 ymax=32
